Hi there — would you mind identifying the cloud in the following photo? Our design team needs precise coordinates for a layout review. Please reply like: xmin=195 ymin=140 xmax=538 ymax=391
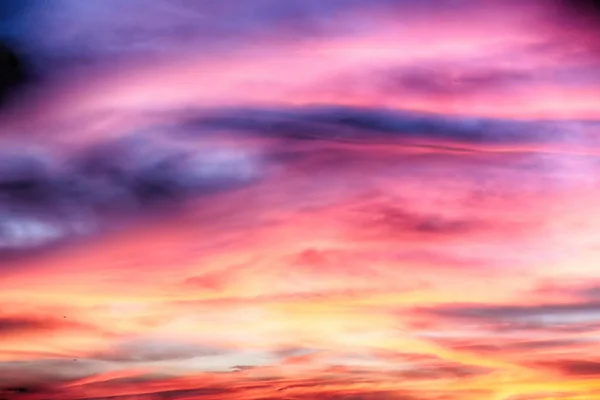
xmin=0 ymin=314 xmax=93 ymax=338
xmin=188 ymin=104 xmax=581 ymax=147
xmin=89 ymin=339 xmax=227 ymax=363
xmin=0 ymin=384 xmax=49 ymax=399
xmin=3 ymin=101 xmax=584 ymax=258
xmin=0 ymin=358 xmax=110 ymax=391
xmin=379 ymin=66 xmax=534 ymax=98
xmin=0 ymin=370 xmax=429 ymax=400
xmin=532 ymin=280 xmax=600 ymax=302
xmin=336 ymin=54 xmax=600 ymax=103
xmin=503 ymin=392 xmax=581 ymax=400
xmin=423 ymin=301 xmax=600 ymax=319
xmin=0 ymin=347 xmax=500 ymax=399
xmin=395 ymin=363 xmax=490 ymax=380
xmin=352 ymin=203 xmax=478 ymax=237
xmin=415 ymin=300 xmax=600 ymax=333
xmin=74 ymin=135 xmax=259 ymax=206
xmin=531 ymin=359 xmax=600 ymax=377
xmin=444 ymin=338 xmax=591 ymax=354
xmin=0 ymin=134 xmax=261 ymax=256
xmin=4 ymin=3 xmax=600 ymax=399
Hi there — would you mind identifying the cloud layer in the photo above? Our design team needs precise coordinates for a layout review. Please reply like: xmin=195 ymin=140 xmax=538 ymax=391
xmin=4 ymin=1 xmax=600 ymax=400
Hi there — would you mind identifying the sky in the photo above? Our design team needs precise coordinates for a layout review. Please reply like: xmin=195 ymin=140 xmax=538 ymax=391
xmin=3 ymin=1 xmax=600 ymax=399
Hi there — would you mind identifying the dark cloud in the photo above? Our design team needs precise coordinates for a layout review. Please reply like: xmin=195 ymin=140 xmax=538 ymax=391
xmin=0 ymin=314 xmax=91 ymax=338
xmin=0 ymin=375 xmax=411 ymax=400
xmin=5 ymin=100 xmax=579 ymax=256
xmin=358 ymin=204 xmax=477 ymax=236
xmin=503 ymin=392 xmax=580 ymax=400
xmin=0 ymin=358 xmax=108 ymax=391
xmin=451 ymin=339 xmax=588 ymax=353
xmin=276 ymin=390 xmax=412 ymax=400
xmin=0 ymin=135 xmax=260 ymax=256
xmin=532 ymin=281 xmax=600 ymax=302
xmin=2 ymin=385 xmax=234 ymax=400
xmin=272 ymin=347 xmax=317 ymax=359
xmin=420 ymin=301 xmax=600 ymax=319
xmin=0 ymin=317 xmax=53 ymax=335
xmin=575 ymin=285 xmax=600 ymax=300
xmin=381 ymin=66 xmax=533 ymax=98
xmin=0 ymin=384 xmax=48 ymax=399
xmin=396 ymin=362 xmax=491 ymax=381
xmin=0 ymin=102 xmax=587 ymax=257
xmin=73 ymin=136 xmax=257 ymax=208
xmin=0 ymin=368 xmax=488 ymax=400
xmin=188 ymin=105 xmax=577 ymax=146
xmin=427 ymin=337 xmax=595 ymax=362
xmin=416 ymin=301 xmax=600 ymax=333
xmin=531 ymin=359 xmax=600 ymax=377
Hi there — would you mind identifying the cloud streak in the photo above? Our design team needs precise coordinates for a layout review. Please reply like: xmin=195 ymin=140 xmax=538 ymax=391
xmin=189 ymin=105 xmax=585 ymax=147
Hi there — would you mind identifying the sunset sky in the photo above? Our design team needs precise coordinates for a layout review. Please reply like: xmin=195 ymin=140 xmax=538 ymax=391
xmin=3 ymin=1 xmax=600 ymax=399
